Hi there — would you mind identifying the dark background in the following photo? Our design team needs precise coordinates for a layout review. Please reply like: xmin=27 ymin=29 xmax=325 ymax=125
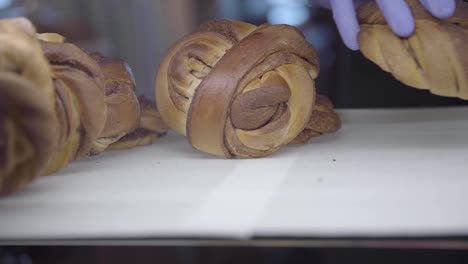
xmin=2 ymin=246 xmax=468 ymax=264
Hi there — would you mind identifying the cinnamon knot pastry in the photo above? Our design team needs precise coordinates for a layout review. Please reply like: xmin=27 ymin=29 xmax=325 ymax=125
xmin=358 ymin=0 xmax=468 ymax=99
xmin=0 ymin=18 xmax=58 ymax=195
xmin=156 ymin=20 xmax=341 ymax=158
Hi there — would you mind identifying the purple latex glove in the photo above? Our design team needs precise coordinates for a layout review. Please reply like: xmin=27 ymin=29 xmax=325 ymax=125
xmin=329 ymin=0 xmax=456 ymax=50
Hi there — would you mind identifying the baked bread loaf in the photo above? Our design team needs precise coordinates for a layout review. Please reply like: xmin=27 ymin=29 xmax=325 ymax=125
xmin=358 ymin=0 xmax=468 ymax=99
xmin=0 ymin=19 xmax=167 ymax=195
xmin=155 ymin=20 xmax=341 ymax=158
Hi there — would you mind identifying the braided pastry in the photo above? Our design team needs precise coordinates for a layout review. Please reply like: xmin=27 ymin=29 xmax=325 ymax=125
xmin=155 ymin=20 xmax=341 ymax=158
xmin=358 ymin=0 xmax=468 ymax=100
xmin=0 ymin=18 xmax=58 ymax=195
xmin=41 ymin=34 xmax=166 ymax=172
xmin=39 ymin=34 xmax=109 ymax=174
xmin=0 ymin=19 xmax=167 ymax=195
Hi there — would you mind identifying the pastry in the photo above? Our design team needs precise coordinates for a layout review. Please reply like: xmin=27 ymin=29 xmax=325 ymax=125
xmin=155 ymin=20 xmax=341 ymax=158
xmin=40 ymin=35 xmax=168 ymax=176
xmin=358 ymin=0 xmax=468 ymax=99
xmin=0 ymin=18 xmax=167 ymax=195
xmin=0 ymin=18 xmax=58 ymax=194
xmin=108 ymin=96 xmax=168 ymax=150
xmin=39 ymin=33 xmax=109 ymax=174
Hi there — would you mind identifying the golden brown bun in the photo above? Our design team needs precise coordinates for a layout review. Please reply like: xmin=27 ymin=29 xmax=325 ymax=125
xmin=358 ymin=0 xmax=468 ymax=99
xmin=0 ymin=18 xmax=57 ymax=196
xmin=155 ymin=20 xmax=340 ymax=158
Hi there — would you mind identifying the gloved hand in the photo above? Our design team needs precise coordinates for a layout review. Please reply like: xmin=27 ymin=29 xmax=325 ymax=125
xmin=328 ymin=0 xmax=456 ymax=50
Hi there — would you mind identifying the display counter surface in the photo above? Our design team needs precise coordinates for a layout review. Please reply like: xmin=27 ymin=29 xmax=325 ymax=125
xmin=1 ymin=107 xmax=467 ymax=245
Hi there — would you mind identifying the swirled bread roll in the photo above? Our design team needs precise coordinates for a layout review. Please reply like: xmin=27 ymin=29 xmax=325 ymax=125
xmin=0 ymin=18 xmax=58 ymax=195
xmin=358 ymin=0 xmax=468 ymax=100
xmin=156 ymin=20 xmax=341 ymax=158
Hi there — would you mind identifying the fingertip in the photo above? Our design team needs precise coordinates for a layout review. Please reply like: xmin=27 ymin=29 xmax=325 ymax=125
xmin=377 ymin=0 xmax=415 ymax=38
xmin=393 ymin=18 xmax=415 ymax=38
xmin=330 ymin=0 xmax=361 ymax=50
xmin=336 ymin=16 xmax=360 ymax=50
xmin=420 ymin=0 xmax=456 ymax=19
xmin=344 ymin=36 xmax=360 ymax=51
xmin=336 ymin=20 xmax=360 ymax=50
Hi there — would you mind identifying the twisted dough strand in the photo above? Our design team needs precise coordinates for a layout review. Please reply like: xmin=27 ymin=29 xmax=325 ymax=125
xmin=358 ymin=0 xmax=468 ymax=99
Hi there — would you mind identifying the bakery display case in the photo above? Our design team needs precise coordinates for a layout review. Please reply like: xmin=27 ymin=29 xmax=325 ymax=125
xmin=0 ymin=0 xmax=468 ymax=252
